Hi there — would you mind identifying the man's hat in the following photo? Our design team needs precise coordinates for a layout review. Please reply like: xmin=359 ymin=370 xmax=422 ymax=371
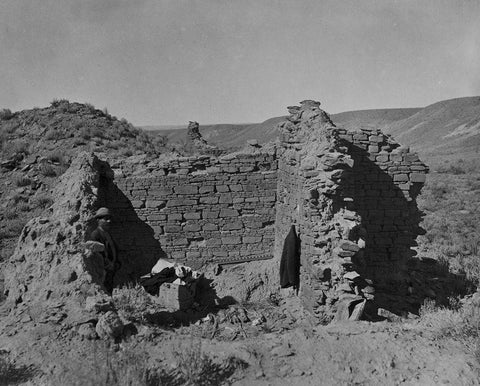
xmin=94 ymin=207 xmax=112 ymax=219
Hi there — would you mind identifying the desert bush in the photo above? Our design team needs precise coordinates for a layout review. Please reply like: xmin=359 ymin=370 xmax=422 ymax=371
xmin=39 ymin=163 xmax=57 ymax=177
xmin=72 ymin=137 xmax=86 ymax=146
xmin=12 ymin=193 xmax=27 ymax=204
xmin=2 ymin=218 xmax=27 ymax=238
xmin=11 ymin=140 xmax=30 ymax=156
xmin=120 ymin=148 xmax=134 ymax=157
xmin=0 ymin=108 xmax=14 ymax=120
xmin=50 ymin=98 xmax=70 ymax=107
xmin=17 ymin=202 xmax=31 ymax=212
xmin=46 ymin=151 xmax=64 ymax=164
xmin=31 ymin=193 xmax=53 ymax=209
xmin=79 ymin=126 xmax=92 ymax=140
xmin=14 ymin=175 xmax=32 ymax=187
xmin=172 ymin=337 xmax=247 ymax=386
xmin=113 ymin=284 xmax=154 ymax=323
xmin=419 ymin=297 xmax=480 ymax=360
xmin=3 ymin=208 xmax=18 ymax=220
xmin=44 ymin=128 xmax=65 ymax=140
xmin=0 ymin=350 xmax=36 ymax=385
xmin=49 ymin=342 xmax=166 ymax=386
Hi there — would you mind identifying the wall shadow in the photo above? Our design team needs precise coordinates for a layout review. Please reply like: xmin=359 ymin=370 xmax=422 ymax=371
xmin=346 ymin=145 xmax=472 ymax=315
xmin=98 ymin=178 xmax=168 ymax=288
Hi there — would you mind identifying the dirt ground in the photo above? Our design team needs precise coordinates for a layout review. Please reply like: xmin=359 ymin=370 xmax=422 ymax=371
xmin=1 ymin=295 xmax=479 ymax=386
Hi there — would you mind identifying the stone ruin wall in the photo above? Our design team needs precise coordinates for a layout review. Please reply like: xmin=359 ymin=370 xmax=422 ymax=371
xmin=105 ymin=152 xmax=277 ymax=282
xmin=274 ymin=100 xmax=428 ymax=319
xmin=99 ymin=100 xmax=427 ymax=318
xmin=337 ymin=127 xmax=427 ymax=310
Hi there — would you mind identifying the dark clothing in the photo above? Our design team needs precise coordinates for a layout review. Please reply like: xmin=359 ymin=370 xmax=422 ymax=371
xmin=280 ymin=225 xmax=300 ymax=289
xmin=90 ymin=227 xmax=120 ymax=292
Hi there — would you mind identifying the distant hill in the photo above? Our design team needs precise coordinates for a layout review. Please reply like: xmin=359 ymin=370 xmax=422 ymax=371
xmin=381 ymin=97 xmax=480 ymax=160
xmin=147 ymin=97 xmax=480 ymax=162
xmin=331 ymin=108 xmax=421 ymax=131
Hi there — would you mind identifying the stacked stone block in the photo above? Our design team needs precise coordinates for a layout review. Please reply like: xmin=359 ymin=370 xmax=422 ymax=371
xmin=336 ymin=127 xmax=428 ymax=307
xmin=109 ymin=151 xmax=277 ymax=277
xmin=275 ymin=101 xmax=428 ymax=319
xmin=276 ymin=100 xmax=368 ymax=321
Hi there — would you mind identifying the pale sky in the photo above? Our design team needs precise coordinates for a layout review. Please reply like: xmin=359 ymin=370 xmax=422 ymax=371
xmin=1 ymin=0 xmax=479 ymax=125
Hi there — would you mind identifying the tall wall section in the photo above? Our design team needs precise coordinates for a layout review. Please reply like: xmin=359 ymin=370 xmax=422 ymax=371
xmin=337 ymin=128 xmax=428 ymax=308
xmin=105 ymin=151 xmax=277 ymax=282
xmin=274 ymin=100 xmax=428 ymax=320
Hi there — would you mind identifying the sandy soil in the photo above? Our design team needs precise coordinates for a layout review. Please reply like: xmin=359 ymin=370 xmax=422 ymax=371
xmin=1 ymin=297 xmax=478 ymax=386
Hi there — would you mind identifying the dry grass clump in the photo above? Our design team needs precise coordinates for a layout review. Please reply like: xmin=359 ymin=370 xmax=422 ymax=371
xmin=49 ymin=342 xmax=167 ymax=386
xmin=419 ymin=297 xmax=480 ymax=361
xmin=0 ymin=218 xmax=27 ymax=240
xmin=31 ymin=193 xmax=53 ymax=209
xmin=112 ymin=284 xmax=154 ymax=323
xmin=172 ymin=337 xmax=247 ymax=386
xmin=14 ymin=175 xmax=32 ymax=187
xmin=0 ymin=350 xmax=36 ymax=384
xmin=39 ymin=163 xmax=57 ymax=177
xmin=417 ymin=160 xmax=480 ymax=287
xmin=0 ymin=108 xmax=14 ymax=120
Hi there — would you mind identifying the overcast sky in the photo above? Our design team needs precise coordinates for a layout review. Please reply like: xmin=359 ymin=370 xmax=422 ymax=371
xmin=1 ymin=0 xmax=479 ymax=125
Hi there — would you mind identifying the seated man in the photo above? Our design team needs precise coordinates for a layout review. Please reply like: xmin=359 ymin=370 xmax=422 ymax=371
xmin=90 ymin=207 xmax=120 ymax=293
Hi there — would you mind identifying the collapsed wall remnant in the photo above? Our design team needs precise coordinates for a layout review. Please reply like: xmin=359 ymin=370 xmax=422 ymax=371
xmin=184 ymin=121 xmax=223 ymax=156
xmin=3 ymin=100 xmax=428 ymax=325
xmin=3 ymin=153 xmax=115 ymax=326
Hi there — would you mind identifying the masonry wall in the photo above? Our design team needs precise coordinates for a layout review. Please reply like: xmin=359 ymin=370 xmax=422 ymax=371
xmin=337 ymin=127 xmax=428 ymax=308
xmin=274 ymin=100 xmax=428 ymax=320
xmin=106 ymin=152 xmax=277 ymax=281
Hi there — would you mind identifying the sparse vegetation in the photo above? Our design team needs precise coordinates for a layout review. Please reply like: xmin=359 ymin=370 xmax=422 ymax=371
xmin=39 ymin=163 xmax=57 ymax=177
xmin=49 ymin=342 xmax=165 ymax=386
xmin=113 ymin=284 xmax=154 ymax=323
xmin=14 ymin=175 xmax=32 ymax=187
xmin=172 ymin=337 xmax=247 ymax=386
xmin=419 ymin=297 xmax=480 ymax=361
xmin=0 ymin=108 xmax=14 ymax=120
xmin=0 ymin=350 xmax=36 ymax=385
xmin=31 ymin=193 xmax=53 ymax=209
xmin=417 ymin=158 xmax=480 ymax=287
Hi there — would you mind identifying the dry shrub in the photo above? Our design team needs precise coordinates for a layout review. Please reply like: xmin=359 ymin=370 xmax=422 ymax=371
xmin=44 ymin=128 xmax=65 ymax=140
xmin=17 ymin=202 xmax=31 ymax=212
xmin=419 ymin=297 xmax=480 ymax=361
xmin=0 ymin=108 xmax=14 ymax=120
xmin=120 ymin=148 xmax=134 ymax=157
xmin=46 ymin=151 xmax=64 ymax=164
xmin=2 ymin=218 xmax=27 ymax=238
xmin=3 ymin=208 xmax=18 ymax=220
xmin=172 ymin=337 xmax=247 ymax=386
xmin=0 ymin=350 xmax=36 ymax=385
xmin=14 ymin=175 xmax=32 ymax=187
xmin=39 ymin=164 xmax=56 ymax=177
xmin=11 ymin=140 xmax=30 ymax=155
xmin=112 ymin=284 xmax=154 ymax=323
xmin=49 ymin=342 xmax=162 ymax=386
xmin=31 ymin=193 xmax=53 ymax=209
